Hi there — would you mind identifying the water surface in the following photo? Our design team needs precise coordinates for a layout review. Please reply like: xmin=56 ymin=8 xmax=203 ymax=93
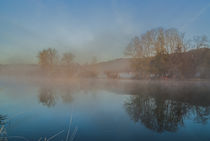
xmin=0 ymin=78 xmax=210 ymax=141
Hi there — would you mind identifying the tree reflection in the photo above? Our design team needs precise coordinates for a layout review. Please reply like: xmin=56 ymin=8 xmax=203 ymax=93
xmin=125 ymin=86 xmax=210 ymax=133
xmin=192 ymin=106 xmax=210 ymax=124
xmin=38 ymin=87 xmax=56 ymax=107
xmin=38 ymin=86 xmax=76 ymax=107
xmin=60 ymin=88 xmax=74 ymax=103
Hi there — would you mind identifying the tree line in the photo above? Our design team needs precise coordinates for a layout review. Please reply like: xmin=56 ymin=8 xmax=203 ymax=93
xmin=37 ymin=27 xmax=210 ymax=79
xmin=37 ymin=48 xmax=76 ymax=75
xmin=125 ymin=27 xmax=210 ymax=79
xmin=37 ymin=48 xmax=100 ymax=77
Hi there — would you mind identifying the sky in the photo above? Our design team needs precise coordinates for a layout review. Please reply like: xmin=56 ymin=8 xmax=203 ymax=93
xmin=0 ymin=0 xmax=210 ymax=64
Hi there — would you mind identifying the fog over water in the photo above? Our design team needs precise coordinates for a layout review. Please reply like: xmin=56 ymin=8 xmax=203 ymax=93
xmin=0 ymin=77 xmax=210 ymax=141
xmin=1 ymin=1 xmax=210 ymax=141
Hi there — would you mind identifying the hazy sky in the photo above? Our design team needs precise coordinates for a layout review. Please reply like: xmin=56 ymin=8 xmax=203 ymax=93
xmin=0 ymin=0 xmax=210 ymax=64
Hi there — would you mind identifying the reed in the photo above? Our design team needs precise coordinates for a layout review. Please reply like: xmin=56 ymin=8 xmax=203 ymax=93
xmin=0 ymin=115 xmax=78 ymax=141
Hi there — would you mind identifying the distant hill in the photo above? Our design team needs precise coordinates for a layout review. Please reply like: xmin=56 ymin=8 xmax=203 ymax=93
xmin=187 ymin=48 xmax=210 ymax=64
xmin=86 ymin=58 xmax=133 ymax=73
xmin=86 ymin=48 xmax=210 ymax=75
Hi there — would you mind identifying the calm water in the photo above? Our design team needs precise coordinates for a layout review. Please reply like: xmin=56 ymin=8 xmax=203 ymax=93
xmin=0 ymin=78 xmax=210 ymax=141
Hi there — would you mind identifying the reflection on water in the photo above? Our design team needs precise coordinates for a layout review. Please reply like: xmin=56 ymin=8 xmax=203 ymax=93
xmin=60 ymin=88 xmax=74 ymax=103
xmin=39 ymin=87 xmax=56 ymax=107
xmin=38 ymin=86 xmax=75 ymax=107
xmin=37 ymin=80 xmax=210 ymax=134
xmin=125 ymin=95 xmax=210 ymax=132
xmin=124 ymin=82 xmax=210 ymax=133
xmin=1 ymin=79 xmax=210 ymax=140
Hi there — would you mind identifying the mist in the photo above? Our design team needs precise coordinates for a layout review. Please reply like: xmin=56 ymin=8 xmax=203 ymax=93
xmin=1 ymin=0 xmax=210 ymax=141
xmin=1 ymin=0 xmax=210 ymax=64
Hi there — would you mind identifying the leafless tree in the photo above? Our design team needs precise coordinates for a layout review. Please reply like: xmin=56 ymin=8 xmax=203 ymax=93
xmin=125 ymin=27 xmax=189 ymax=78
xmin=37 ymin=48 xmax=59 ymax=71
xmin=61 ymin=52 xmax=75 ymax=66
xmin=193 ymin=35 xmax=209 ymax=49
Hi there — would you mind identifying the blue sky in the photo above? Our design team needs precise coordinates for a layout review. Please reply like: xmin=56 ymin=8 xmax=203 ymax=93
xmin=0 ymin=0 xmax=210 ymax=64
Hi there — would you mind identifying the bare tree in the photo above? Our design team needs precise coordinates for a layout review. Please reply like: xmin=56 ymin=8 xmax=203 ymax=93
xmin=124 ymin=36 xmax=143 ymax=58
xmin=37 ymin=48 xmax=59 ymax=71
xmin=193 ymin=35 xmax=209 ymax=49
xmin=165 ymin=28 xmax=185 ymax=53
xmin=125 ymin=27 xmax=189 ymax=78
xmin=61 ymin=52 xmax=75 ymax=66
